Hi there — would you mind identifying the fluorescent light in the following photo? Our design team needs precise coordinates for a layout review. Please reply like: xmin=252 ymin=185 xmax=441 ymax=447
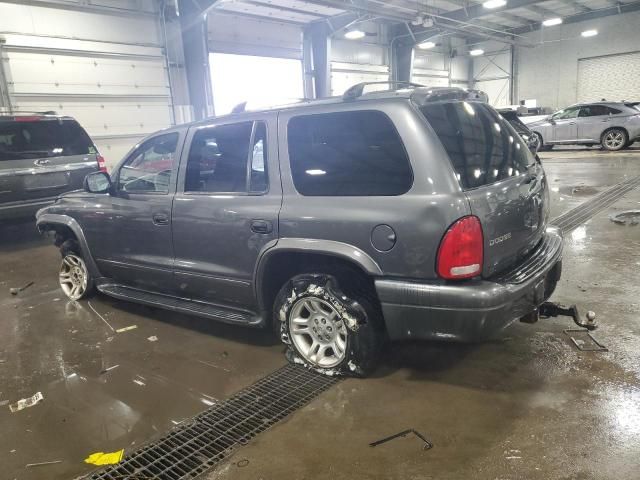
xmin=581 ymin=29 xmax=598 ymax=37
xmin=344 ymin=29 xmax=365 ymax=40
xmin=483 ymin=0 xmax=506 ymax=8
xmin=305 ymin=169 xmax=326 ymax=175
xmin=542 ymin=17 xmax=563 ymax=27
xmin=417 ymin=41 xmax=436 ymax=49
xmin=469 ymin=49 xmax=484 ymax=56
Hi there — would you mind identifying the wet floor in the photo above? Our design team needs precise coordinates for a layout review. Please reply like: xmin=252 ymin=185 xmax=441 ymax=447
xmin=1 ymin=148 xmax=640 ymax=479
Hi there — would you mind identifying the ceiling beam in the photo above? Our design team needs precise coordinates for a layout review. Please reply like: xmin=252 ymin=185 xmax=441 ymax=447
xmin=524 ymin=4 xmax=559 ymax=18
xmin=510 ymin=1 xmax=640 ymax=35
xmin=237 ymin=0 xmax=328 ymax=19
xmin=562 ymin=1 xmax=593 ymax=13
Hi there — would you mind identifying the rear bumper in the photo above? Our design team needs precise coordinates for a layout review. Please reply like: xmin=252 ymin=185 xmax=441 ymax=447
xmin=375 ymin=227 xmax=563 ymax=342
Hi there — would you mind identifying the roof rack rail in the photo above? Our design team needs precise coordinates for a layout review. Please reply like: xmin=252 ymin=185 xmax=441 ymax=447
xmin=0 ymin=110 xmax=58 ymax=116
xmin=342 ymin=81 xmax=424 ymax=101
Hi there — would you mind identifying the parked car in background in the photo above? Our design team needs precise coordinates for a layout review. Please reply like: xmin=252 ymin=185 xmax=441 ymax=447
xmin=527 ymin=102 xmax=640 ymax=151
xmin=498 ymin=108 xmax=539 ymax=153
xmin=37 ymin=85 xmax=562 ymax=377
xmin=0 ymin=113 xmax=105 ymax=220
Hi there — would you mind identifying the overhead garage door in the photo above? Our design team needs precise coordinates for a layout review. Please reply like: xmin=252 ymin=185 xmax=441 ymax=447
xmin=577 ymin=51 xmax=640 ymax=103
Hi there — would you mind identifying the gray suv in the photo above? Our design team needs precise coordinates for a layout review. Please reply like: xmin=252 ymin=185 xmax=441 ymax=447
xmin=36 ymin=85 xmax=563 ymax=376
xmin=0 ymin=113 xmax=104 ymax=220
xmin=527 ymin=102 xmax=640 ymax=151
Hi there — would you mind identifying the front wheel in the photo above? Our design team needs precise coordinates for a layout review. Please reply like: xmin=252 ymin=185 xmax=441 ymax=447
xmin=59 ymin=240 xmax=94 ymax=300
xmin=602 ymin=128 xmax=628 ymax=151
xmin=274 ymin=273 xmax=383 ymax=377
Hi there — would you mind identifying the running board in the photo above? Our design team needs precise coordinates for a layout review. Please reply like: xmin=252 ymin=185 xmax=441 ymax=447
xmin=96 ymin=284 xmax=262 ymax=326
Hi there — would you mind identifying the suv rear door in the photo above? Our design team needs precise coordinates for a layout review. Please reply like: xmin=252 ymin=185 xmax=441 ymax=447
xmin=420 ymin=101 xmax=548 ymax=277
xmin=0 ymin=116 xmax=98 ymax=207
xmin=577 ymin=104 xmax=617 ymax=141
xmin=171 ymin=115 xmax=280 ymax=310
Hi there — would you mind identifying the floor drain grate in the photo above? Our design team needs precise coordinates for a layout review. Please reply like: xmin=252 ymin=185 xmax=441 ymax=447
xmin=552 ymin=175 xmax=640 ymax=233
xmin=87 ymin=365 xmax=339 ymax=480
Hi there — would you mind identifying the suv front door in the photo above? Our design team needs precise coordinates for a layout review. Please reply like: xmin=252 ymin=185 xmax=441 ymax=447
xmin=82 ymin=131 xmax=183 ymax=292
xmin=171 ymin=115 xmax=280 ymax=310
xmin=551 ymin=106 xmax=580 ymax=142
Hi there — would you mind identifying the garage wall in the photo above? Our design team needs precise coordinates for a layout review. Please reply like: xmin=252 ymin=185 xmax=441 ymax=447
xmin=331 ymin=37 xmax=389 ymax=96
xmin=412 ymin=37 xmax=469 ymax=89
xmin=516 ymin=10 xmax=640 ymax=110
xmin=472 ymin=40 xmax=512 ymax=107
xmin=0 ymin=1 xmax=180 ymax=170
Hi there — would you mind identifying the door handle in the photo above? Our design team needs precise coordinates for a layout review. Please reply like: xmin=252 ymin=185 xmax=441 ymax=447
xmin=152 ymin=213 xmax=170 ymax=225
xmin=251 ymin=219 xmax=273 ymax=234
xmin=568 ymin=122 xmax=576 ymax=125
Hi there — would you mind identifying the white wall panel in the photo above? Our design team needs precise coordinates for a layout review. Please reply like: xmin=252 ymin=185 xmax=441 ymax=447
xmin=577 ymin=51 xmax=640 ymax=103
xmin=516 ymin=10 xmax=640 ymax=110
xmin=330 ymin=63 xmax=389 ymax=96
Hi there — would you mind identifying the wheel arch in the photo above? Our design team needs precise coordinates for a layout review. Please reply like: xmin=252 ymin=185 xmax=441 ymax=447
xmin=36 ymin=213 xmax=101 ymax=277
xmin=254 ymin=239 xmax=382 ymax=315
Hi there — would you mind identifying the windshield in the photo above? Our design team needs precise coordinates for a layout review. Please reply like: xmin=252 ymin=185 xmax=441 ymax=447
xmin=0 ymin=119 xmax=94 ymax=161
xmin=420 ymin=101 xmax=535 ymax=190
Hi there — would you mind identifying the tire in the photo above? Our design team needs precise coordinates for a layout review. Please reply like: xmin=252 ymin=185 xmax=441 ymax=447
xmin=59 ymin=239 xmax=94 ymax=300
xmin=601 ymin=128 xmax=628 ymax=151
xmin=535 ymin=133 xmax=554 ymax=151
xmin=274 ymin=273 xmax=383 ymax=377
xmin=532 ymin=132 xmax=543 ymax=151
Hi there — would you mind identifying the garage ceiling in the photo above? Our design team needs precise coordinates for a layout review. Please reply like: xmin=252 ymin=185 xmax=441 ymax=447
xmin=212 ymin=0 xmax=640 ymax=44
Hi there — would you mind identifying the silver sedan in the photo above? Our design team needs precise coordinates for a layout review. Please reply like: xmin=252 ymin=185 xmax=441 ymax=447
xmin=527 ymin=102 xmax=640 ymax=151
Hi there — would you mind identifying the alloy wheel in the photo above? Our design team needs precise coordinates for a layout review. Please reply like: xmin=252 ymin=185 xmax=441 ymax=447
xmin=604 ymin=131 xmax=624 ymax=150
xmin=59 ymin=254 xmax=89 ymax=300
xmin=288 ymin=297 xmax=348 ymax=368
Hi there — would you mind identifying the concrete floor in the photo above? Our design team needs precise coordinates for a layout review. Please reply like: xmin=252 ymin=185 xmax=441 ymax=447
xmin=1 ymin=147 xmax=639 ymax=480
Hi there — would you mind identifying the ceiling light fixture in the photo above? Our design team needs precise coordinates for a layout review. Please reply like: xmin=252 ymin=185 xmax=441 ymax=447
xmin=344 ymin=29 xmax=365 ymax=40
xmin=542 ymin=17 xmax=563 ymax=27
xmin=581 ymin=29 xmax=598 ymax=37
xmin=483 ymin=0 xmax=507 ymax=9
xmin=470 ymin=49 xmax=484 ymax=56
xmin=418 ymin=41 xmax=436 ymax=49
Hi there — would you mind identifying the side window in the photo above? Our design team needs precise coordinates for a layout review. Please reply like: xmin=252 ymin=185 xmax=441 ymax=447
xmin=287 ymin=111 xmax=413 ymax=196
xmin=419 ymin=101 xmax=534 ymax=190
xmin=185 ymin=122 xmax=253 ymax=193
xmin=553 ymin=107 xmax=579 ymax=120
xmin=579 ymin=105 xmax=609 ymax=117
xmin=249 ymin=122 xmax=268 ymax=193
xmin=118 ymin=133 xmax=178 ymax=194
xmin=608 ymin=107 xmax=622 ymax=114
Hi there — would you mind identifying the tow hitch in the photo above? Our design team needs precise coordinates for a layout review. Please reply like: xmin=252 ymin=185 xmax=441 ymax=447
xmin=538 ymin=302 xmax=598 ymax=330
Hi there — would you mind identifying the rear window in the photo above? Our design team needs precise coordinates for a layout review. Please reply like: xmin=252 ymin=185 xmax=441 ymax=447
xmin=0 ymin=119 xmax=94 ymax=161
xmin=287 ymin=110 xmax=413 ymax=196
xmin=420 ymin=101 xmax=534 ymax=190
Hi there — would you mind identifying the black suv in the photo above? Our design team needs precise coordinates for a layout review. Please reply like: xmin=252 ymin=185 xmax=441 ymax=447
xmin=0 ymin=113 xmax=104 ymax=220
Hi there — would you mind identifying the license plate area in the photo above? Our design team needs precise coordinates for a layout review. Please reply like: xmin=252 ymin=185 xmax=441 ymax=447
xmin=23 ymin=172 xmax=69 ymax=190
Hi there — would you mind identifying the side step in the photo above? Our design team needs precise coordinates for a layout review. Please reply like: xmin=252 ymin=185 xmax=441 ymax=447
xmin=96 ymin=284 xmax=262 ymax=326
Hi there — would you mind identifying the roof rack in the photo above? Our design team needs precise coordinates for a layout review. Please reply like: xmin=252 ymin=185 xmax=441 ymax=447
xmin=231 ymin=102 xmax=247 ymax=114
xmin=0 ymin=110 xmax=59 ymax=116
xmin=342 ymin=81 xmax=424 ymax=101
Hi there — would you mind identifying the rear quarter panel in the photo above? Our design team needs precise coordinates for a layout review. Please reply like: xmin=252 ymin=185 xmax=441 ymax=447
xmin=276 ymin=99 xmax=470 ymax=280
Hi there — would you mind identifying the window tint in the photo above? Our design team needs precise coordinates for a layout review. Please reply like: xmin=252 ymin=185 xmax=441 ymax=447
xmin=420 ymin=101 xmax=534 ymax=190
xmin=185 ymin=122 xmax=253 ymax=193
xmin=609 ymin=107 xmax=622 ymax=114
xmin=250 ymin=122 xmax=268 ymax=192
xmin=0 ymin=119 xmax=93 ymax=161
xmin=553 ymin=107 xmax=579 ymax=120
xmin=288 ymin=111 xmax=412 ymax=196
xmin=118 ymin=133 xmax=178 ymax=194
xmin=579 ymin=105 xmax=611 ymax=117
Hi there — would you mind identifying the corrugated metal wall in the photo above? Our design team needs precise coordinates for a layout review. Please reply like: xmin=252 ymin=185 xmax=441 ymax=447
xmin=0 ymin=0 xmax=176 ymax=169
xmin=577 ymin=51 xmax=640 ymax=103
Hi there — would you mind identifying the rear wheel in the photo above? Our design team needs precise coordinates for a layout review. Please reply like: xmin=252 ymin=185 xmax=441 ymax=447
xmin=59 ymin=240 xmax=94 ymax=300
xmin=535 ymin=133 xmax=554 ymax=151
xmin=274 ymin=273 xmax=383 ymax=377
xmin=601 ymin=128 xmax=628 ymax=151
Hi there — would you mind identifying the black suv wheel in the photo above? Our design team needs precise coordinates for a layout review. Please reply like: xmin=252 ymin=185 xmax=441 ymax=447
xmin=274 ymin=273 xmax=383 ymax=377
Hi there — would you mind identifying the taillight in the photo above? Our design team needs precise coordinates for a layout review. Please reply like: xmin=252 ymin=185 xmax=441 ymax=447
xmin=436 ymin=215 xmax=484 ymax=280
xmin=96 ymin=154 xmax=107 ymax=173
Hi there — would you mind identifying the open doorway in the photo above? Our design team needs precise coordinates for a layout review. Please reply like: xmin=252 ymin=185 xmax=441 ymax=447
xmin=209 ymin=53 xmax=304 ymax=115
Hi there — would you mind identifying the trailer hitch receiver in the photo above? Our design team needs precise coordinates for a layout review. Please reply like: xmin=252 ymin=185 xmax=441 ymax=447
xmin=538 ymin=302 xmax=597 ymax=330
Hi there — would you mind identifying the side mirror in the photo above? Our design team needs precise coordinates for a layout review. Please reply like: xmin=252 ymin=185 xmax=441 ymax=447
xmin=549 ymin=118 xmax=556 ymax=125
xmin=84 ymin=171 xmax=112 ymax=194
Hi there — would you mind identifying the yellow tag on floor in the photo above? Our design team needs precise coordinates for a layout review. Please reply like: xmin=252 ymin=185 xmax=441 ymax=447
xmin=84 ymin=449 xmax=124 ymax=466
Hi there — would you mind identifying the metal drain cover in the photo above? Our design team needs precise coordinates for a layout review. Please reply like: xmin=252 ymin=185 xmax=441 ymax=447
xmin=87 ymin=364 xmax=339 ymax=480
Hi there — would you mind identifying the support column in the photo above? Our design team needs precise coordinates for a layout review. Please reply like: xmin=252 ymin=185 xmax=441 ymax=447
xmin=178 ymin=0 xmax=214 ymax=120
xmin=303 ymin=23 xmax=332 ymax=99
